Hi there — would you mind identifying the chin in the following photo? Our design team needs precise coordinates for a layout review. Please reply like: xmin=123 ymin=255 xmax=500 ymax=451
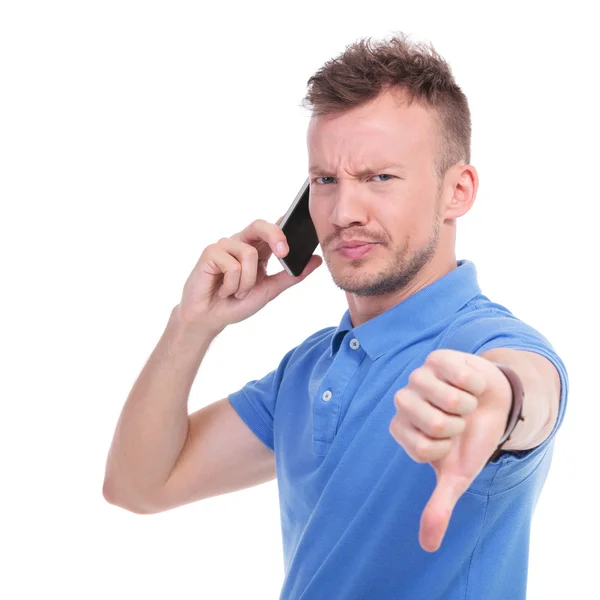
xmin=330 ymin=269 xmax=383 ymax=296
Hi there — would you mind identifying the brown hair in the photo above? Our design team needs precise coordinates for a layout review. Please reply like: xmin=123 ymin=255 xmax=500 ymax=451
xmin=301 ymin=32 xmax=471 ymax=186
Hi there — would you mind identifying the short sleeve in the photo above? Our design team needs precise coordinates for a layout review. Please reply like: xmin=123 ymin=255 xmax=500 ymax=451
xmin=443 ymin=308 xmax=569 ymax=466
xmin=228 ymin=346 xmax=297 ymax=452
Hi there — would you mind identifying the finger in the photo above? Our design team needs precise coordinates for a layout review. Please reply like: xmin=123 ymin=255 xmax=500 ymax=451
xmin=204 ymin=244 xmax=244 ymax=298
xmin=389 ymin=415 xmax=453 ymax=463
xmin=264 ymin=254 xmax=323 ymax=300
xmin=216 ymin=238 xmax=259 ymax=298
xmin=408 ymin=367 xmax=477 ymax=416
xmin=426 ymin=351 xmax=487 ymax=398
xmin=420 ymin=471 xmax=471 ymax=552
xmin=395 ymin=388 xmax=466 ymax=439
xmin=233 ymin=218 xmax=289 ymax=260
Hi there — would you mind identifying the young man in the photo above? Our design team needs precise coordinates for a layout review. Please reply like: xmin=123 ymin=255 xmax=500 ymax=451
xmin=104 ymin=33 xmax=568 ymax=600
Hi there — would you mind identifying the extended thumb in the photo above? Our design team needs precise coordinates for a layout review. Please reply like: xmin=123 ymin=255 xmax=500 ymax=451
xmin=420 ymin=473 xmax=466 ymax=552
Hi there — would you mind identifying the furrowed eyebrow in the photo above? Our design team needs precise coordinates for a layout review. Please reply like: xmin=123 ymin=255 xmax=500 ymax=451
xmin=308 ymin=165 xmax=404 ymax=176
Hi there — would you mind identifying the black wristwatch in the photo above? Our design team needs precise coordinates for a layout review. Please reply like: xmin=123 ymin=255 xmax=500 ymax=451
xmin=487 ymin=363 xmax=525 ymax=464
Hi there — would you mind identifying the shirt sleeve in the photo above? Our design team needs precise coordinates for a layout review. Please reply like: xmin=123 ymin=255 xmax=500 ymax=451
xmin=228 ymin=346 xmax=298 ymax=452
xmin=443 ymin=308 xmax=569 ymax=464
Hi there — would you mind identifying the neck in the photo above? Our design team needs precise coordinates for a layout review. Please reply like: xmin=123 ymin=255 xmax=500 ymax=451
xmin=346 ymin=254 xmax=457 ymax=327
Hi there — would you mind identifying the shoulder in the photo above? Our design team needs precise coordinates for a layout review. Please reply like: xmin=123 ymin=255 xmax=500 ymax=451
xmin=441 ymin=299 xmax=556 ymax=355
xmin=441 ymin=299 xmax=569 ymax=398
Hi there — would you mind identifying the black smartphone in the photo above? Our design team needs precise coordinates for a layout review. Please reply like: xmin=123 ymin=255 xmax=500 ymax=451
xmin=277 ymin=177 xmax=319 ymax=277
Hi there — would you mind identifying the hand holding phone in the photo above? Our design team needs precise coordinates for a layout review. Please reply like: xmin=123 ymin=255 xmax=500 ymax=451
xmin=176 ymin=211 xmax=322 ymax=331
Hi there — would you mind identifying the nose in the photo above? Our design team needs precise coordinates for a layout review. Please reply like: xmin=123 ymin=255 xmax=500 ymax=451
xmin=329 ymin=180 xmax=368 ymax=228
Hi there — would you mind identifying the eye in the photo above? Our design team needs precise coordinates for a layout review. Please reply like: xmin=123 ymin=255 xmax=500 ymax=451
xmin=314 ymin=175 xmax=395 ymax=184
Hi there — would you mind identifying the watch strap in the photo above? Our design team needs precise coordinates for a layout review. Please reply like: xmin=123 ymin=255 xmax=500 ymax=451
xmin=487 ymin=362 xmax=525 ymax=463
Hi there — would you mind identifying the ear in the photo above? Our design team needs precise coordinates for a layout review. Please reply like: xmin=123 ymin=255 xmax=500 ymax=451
xmin=442 ymin=164 xmax=478 ymax=220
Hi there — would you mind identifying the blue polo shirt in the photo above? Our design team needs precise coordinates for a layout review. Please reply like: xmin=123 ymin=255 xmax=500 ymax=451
xmin=228 ymin=259 xmax=569 ymax=600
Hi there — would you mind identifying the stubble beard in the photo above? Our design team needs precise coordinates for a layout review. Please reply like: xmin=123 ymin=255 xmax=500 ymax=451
xmin=327 ymin=215 xmax=442 ymax=298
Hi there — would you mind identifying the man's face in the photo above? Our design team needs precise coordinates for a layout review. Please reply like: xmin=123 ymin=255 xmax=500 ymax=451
xmin=306 ymin=88 xmax=447 ymax=297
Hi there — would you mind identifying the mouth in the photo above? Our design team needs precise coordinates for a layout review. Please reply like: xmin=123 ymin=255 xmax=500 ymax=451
xmin=336 ymin=243 xmax=377 ymax=259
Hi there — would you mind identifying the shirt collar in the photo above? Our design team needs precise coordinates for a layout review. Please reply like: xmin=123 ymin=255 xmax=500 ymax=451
xmin=329 ymin=259 xmax=482 ymax=360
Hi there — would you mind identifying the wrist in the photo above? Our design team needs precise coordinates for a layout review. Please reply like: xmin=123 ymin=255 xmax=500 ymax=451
xmin=487 ymin=363 xmax=526 ymax=463
xmin=172 ymin=304 xmax=225 ymax=338
xmin=169 ymin=305 xmax=224 ymax=350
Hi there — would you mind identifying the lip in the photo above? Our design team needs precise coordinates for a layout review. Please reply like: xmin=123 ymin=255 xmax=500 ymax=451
xmin=336 ymin=243 xmax=377 ymax=259
xmin=333 ymin=240 xmax=377 ymax=250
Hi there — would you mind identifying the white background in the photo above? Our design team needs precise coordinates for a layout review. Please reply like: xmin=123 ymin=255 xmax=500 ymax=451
xmin=1 ymin=1 xmax=597 ymax=598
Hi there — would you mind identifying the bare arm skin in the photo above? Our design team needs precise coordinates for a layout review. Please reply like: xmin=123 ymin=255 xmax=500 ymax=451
xmin=103 ymin=219 xmax=321 ymax=513
xmin=150 ymin=396 xmax=276 ymax=512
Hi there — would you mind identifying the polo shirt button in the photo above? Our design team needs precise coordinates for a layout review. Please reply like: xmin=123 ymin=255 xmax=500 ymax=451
xmin=322 ymin=390 xmax=332 ymax=402
xmin=350 ymin=338 xmax=360 ymax=350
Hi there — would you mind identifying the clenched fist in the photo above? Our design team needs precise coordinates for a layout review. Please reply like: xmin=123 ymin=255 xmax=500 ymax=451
xmin=389 ymin=349 xmax=513 ymax=552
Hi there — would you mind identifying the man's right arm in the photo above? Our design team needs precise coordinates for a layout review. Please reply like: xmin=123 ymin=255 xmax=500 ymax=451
xmin=102 ymin=305 xmax=276 ymax=514
xmin=102 ymin=219 xmax=322 ymax=514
